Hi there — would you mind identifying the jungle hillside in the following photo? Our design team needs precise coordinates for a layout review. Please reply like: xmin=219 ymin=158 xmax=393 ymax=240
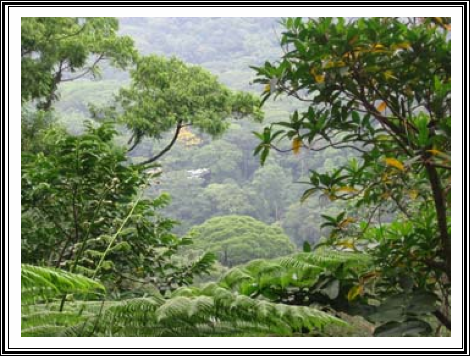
xmin=21 ymin=17 xmax=451 ymax=337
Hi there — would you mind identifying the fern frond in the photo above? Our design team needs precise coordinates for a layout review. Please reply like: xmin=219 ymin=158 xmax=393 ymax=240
xmin=98 ymin=285 xmax=348 ymax=336
xmin=219 ymin=267 xmax=254 ymax=289
xmin=279 ymin=250 xmax=372 ymax=271
xmin=21 ymin=264 xmax=105 ymax=305
xmin=21 ymin=265 xmax=106 ymax=336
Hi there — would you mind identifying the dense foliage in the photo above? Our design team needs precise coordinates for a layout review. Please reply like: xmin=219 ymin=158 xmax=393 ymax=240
xmin=20 ymin=16 xmax=451 ymax=338
xmin=21 ymin=123 xmax=215 ymax=295
xmin=252 ymin=17 xmax=451 ymax=334
xmin=187 ymin=216 xmax=296 ymax=267
xmin=21 ymin=17 xmax=136 ymax=109
xmin=92 ymin=54 xmax=263 ymax=165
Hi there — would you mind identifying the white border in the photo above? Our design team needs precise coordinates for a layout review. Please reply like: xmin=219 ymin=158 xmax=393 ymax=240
xmin=7 ymin=5 xmax=465 ymax=351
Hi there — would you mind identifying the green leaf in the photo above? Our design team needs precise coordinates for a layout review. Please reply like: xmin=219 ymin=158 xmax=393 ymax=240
xmin=301 ymin=188 xmax=316 ymax=203
xmin=374 ymin=320 xmax=433 ymax=337
xmin=406 ymin=292 xmax=438 ymax=315
xmin=260 ymin=147 xmax=270 ymax=165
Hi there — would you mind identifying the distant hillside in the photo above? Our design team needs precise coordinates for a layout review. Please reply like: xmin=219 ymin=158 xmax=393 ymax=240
xmin=118 ymin=17 xmax=283 ymax=90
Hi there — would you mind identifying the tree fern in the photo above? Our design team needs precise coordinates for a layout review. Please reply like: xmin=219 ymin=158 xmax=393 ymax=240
xmin=219 ymin=249 xmax=372 ymax=295
xmin=21 ymin=264 xmax=105 ymax=305
xmin=21 ymin=264 xmax=105 ymax=337
xmin=21 ymin=254 xmax=359 ymax=337
xmin=97 ymin=283 xmax=348 ymax=336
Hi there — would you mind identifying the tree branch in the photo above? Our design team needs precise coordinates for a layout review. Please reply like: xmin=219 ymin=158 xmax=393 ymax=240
xmin=127 ymin=137 xmax=141 ymax=153
xmin=425 ymin=162 xmax=451 ymax=281
xmin=137 ymin=120 xmax=184 ymax=166
xmin=433 ymin=310 xmax=451 ymax=331
xmin=61 ymin=54 xmax=104 ymax=82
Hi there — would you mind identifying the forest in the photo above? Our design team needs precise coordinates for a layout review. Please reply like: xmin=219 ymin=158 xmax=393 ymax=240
xmin=21 ymin=17 xmax=451 ymax=337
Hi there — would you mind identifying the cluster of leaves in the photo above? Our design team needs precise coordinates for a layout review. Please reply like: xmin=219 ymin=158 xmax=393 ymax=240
xmin=219 ymin=249 xmax=372 ymax=312
xmin=21 ymin=17 xmax=137 ymax=109
xmin=21 ymin=123 xmax=215 ymax=294
xmin=251 ymin=17 xmax=451 ymax=333
xmin=92 ymin=54 xmax=263 ymax=165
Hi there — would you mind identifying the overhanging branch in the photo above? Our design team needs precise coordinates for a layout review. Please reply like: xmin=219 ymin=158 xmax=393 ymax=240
xmin=137 ymin=120 xmax=184 ymax=166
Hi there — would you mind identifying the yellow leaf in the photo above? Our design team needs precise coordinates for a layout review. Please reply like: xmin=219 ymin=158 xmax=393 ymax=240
xmin=324 ymin=61 xmax=346 ymax=69
xmin=381 ymin=192 xmax=391 ymax=199
xmin=264 ymin=84 xmax=271 ymax=93
xmin=336 ymin=186 xmax=358 ymax=194
xmin=315 ymin=74 xmax=325 ymax=83
xmin=360 ymin=271 xmax=380 ymax=283
xmin=427 ymin=149 xmax=443 ymax=155
xmin=377 ymin=101 xmax=387 ymax=112
xmin=392 ymin=42 xmax=411 ymax=50
xmin=347 ymin=285 xmax=363 ymax=301
xmin=339 ymin=217 xmax=356 ymax=228
xmin=384 ymin=70 xmax=397 ymax=80
xmin=385 ymin=157 xmax=405 ymax=171
xmin=408 ymin=190 xmax=419 ymax=200
xmin=381 ymin=173 xmax=392 ymax=184
xmin=444 ymin=24 xmax=451 ymax=31
xmin=336 ymin=240 xmax=355 ymax=249
xmin=427 ymin=278 xmax=437 ymax=285
xmin=310 ymin=68 xmax=325 ymax=83
xmin=405 ymin=86 xmax=414 ymax=97
xmin=292 ymin=137 xmax=302 ymax=155
xmin=427 ymin=149 xmax=451 ymax=162
xmin=433 ymin=17 xmax=443 ymax=24
xmin=371 ymin=44 xmax=389 ymax=53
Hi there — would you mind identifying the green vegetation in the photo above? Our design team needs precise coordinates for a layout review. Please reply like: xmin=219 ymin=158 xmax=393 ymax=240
xmin=21 ymin=17 xmax=451 ymax=338
xmin=92 ymin=54 xmax=262 ymax=165
xmin=252 ymin=16 xmax=451 ymax=335
xmin=21 ymin=17 xmax=136 ymax=109
xmin=188 ymin=216 xmax=296 ymax=267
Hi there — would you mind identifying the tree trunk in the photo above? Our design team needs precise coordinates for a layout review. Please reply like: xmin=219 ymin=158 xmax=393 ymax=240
xmin=425 ymin=163 xmax=451 ymax=282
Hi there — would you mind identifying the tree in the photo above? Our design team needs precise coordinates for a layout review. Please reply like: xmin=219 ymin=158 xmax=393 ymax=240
xmin=251 ymin=162 xmax=295 ymax=222
xmin=94 ymin=54 xmax=263 ymax=164
xmin=21 ymin=17 xmax=136 ymax=110
xmin=252 ymin=17 xmax=451 ymax=332
xmin=187 ymin=215 xmax=297 ymax=267
xmin=21 ymin=107 xmax=65 ymax=154
xmin=21 ymin=122 xmax=214 ymax=294
xmin=195 ymin=183 xmax=258 ymax=221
